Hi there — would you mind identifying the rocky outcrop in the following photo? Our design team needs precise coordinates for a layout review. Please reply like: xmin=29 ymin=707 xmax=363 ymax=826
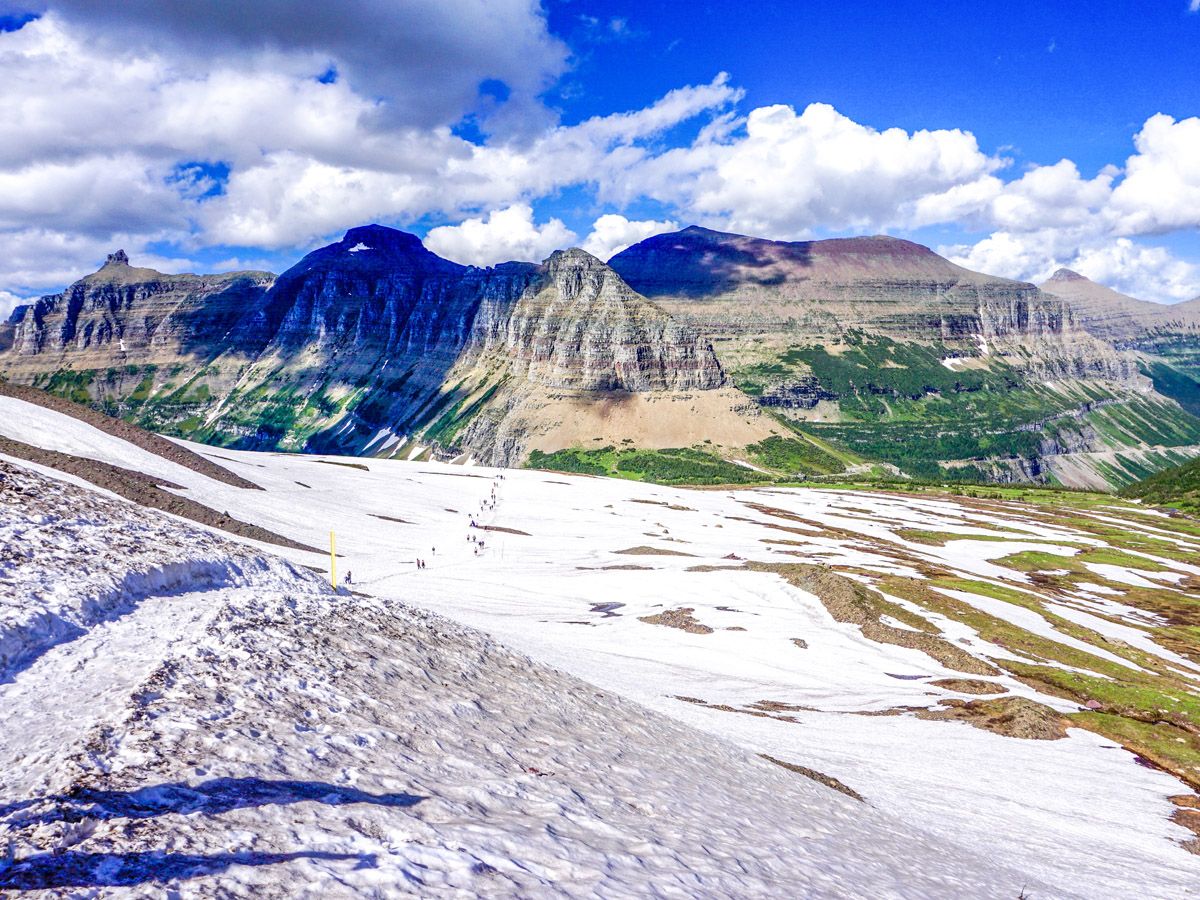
xmin=4 ymin=253 xmax=273 ymax=369
xmin=467 ymin=248 xmax=724 ymax=392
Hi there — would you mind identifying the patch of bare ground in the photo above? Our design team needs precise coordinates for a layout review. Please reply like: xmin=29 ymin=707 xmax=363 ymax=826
xmin=481 ymin=524 xmax=531 ymax=536
xmin=685 ymin=564 xmax=745 ymax=572
xmin=0 ymin=379 xmax=260 ymax=489
xmin=748 ymin=700 xmax=817 ymax=713
xmin=0 ymin=435 xmax=319 ymax=553
xmin=630 ymin=498 xmax=695 ymax=511
xmin=726 ymin=514 xmax=825 ymax=536
xmin=792 ymin=638 xmax=808 ymax=649
xmin=314 ymin=458 xmax=370 ymax=471
xmin=929 ymin=679 xmax=1006 ymax=695
xmin=576 ymin=564 xmax=654 ymax=571
xmin=639 ymin=608 xmax=713 ymax=634
xmin=917 ymin=697 xmax=1069 ymax=740
xmin=294 ymin=481 xmax=312 ymax=488
xmin=759 ymin=754 xmax=865 ymax=802
xmin=370 ymin=513 xmax=413 ymax=524
xmin=672 ymin=695 xmax=805 ymax=723
xmin=1169 ymin=797 xmax=1200 ymax=854
xmin=749 ymin=562 xmax=997 ymax=676
xmin=615 ymin=545 xmax=696 ymax=557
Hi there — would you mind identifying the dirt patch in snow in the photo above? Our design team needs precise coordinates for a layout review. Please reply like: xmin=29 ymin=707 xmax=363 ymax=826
xmin=576 ymin=564 xmax=654 ymax=571
xmin=759 ymin=754 xmax=865 ymax=802
xmin=630 ymin=499 xmax=695 ymax=512
xmin=370 ymin=513 xmax=413 ymax=524
xmin=615 ymin=545 xmax=696 ymax=557
xmin=0 ymin=437 xmax=319 ymax=553
xmin=751 ymin=562 xmax=997 ymax=676
xmin=0 ymin=380 xmax=259 ymax=490
xmin=481 ymin=525 xmax=531 ymax=536
xmin=313 ymin=459 xmax=369 ymax=471
xmin=1171 ymin=796 xmax=1200 ymax=855
xmin=929 ymin=679 xmax=1006 ymax=695
xmin=685 ymin=564 xmax=744 ymax=573
xmin=917 ymin=697 xmax=1069 ymax=740
xmin=639 ymin=608 xmax=713 ymax=634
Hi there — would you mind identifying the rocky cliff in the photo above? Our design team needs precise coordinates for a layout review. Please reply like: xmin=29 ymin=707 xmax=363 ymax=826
xmin=3 ymin=251 xmax=273 ymax=371
xmin=0 ymin=227 xmax=741 ymax=463
xmin=466 ymin=248 xmax=724 ymax=392
xmin=609 ymin=226 xmax=1074 ymax=344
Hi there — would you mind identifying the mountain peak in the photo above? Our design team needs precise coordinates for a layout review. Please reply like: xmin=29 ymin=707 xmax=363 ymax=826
xmin=545 ymin=247 xmax=605 ymax=269
xmin=104 ymin=249 xmax=130 ymax=267
xmin=1047 ymin=267 xmax=1088 ymax=283
xmin=340 ymin=223 xmax=427 ymax=253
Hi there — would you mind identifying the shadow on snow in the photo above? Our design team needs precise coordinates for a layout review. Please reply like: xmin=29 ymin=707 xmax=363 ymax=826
xmin=0 ymin=777 xmax=425 ymax=890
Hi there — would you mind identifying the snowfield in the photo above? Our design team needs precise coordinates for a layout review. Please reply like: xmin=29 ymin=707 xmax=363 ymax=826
xmin=2 ymin=394 xmax=1199 ymax=896
xmin=0 ymin=462 xmax=1035 ymax=897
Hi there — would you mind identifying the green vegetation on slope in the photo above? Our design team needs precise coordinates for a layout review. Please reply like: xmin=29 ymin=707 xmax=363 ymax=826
xmin=1119 ymin=456 xmax=1200 ymax=516
xmin=730 ymin=332 xmax=1200 ymax=486
xmin=527 ymin=446 xmax=773 ymax=486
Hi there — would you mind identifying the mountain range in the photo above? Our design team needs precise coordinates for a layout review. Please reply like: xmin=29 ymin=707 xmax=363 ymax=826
xmin=3 ymin=223 xmax=1200 ymax=489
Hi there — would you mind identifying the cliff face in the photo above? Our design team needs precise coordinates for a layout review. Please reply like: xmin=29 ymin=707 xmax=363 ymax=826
xmin=4 ymin=251 xmax=273 ymax=371
xmin=4 ymin=223 xmax=1197 ymax=487
xmin=0 ymin=228 xmax=733 ymax=460
xmin=608 ymin=226 xmax=1074 ymax=343
xmin=467 ymin=249 xmax=724 ymax=392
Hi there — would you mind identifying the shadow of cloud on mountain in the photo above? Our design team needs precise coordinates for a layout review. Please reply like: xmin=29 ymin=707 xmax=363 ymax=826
xmin=608 ymin=226 xmax=811 ymax=299
xmin=0 ymin=777 xmax=426 ymax=826
xmin=0 ymin=849 xmax=375 ymax=891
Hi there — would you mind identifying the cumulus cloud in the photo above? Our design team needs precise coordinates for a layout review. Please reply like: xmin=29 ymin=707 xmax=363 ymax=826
xmin=580 ymin=215 xmax=679 ymax=260
xmin=944 ymin=231 xmax=1200 ymax=304
xmin=608 ymin=102 xmax=1003 ymax=236
xmin=36 ymin=0 xmax=568 ymax=130
xmin=0 ymin=290 xmax=28 ymax=320
xmin=424 ymin=204 xmax=576 ymax=266
xmin=0 ymin=9 xmax=1196 ymax=304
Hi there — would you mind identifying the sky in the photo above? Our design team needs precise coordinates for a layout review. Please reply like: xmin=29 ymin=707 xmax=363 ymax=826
xmin=0 ymin=0 xmax=1198 ymax=315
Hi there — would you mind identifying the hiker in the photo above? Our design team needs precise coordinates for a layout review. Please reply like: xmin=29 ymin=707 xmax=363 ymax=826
xmin=345 ymin=570 xmax=353 ymax=585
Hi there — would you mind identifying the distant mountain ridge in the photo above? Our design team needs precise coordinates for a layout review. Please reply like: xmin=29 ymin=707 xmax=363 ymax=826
xmin=3 ymin=223 xmax=1200 ymax=488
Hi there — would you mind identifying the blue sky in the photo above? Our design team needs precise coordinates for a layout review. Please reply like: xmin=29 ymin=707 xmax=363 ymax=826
xmin=0 ymin=0 xmax=1198 ymax=308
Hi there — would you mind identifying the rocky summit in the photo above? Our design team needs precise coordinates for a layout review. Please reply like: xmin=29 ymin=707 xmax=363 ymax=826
xmin=3 ymin=224 xmax=1200 ymax=488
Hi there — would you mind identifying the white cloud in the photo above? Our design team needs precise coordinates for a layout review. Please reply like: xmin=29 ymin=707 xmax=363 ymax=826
xmin=40 ymin=0 xmax=569 ymax=130
xmin=0 ymin=11 xmax=1196 ymax=305
xmin=608 ymin=102 xmax=1003 ymax=237
xmin=424 ymin=204 xmax=576 ymax=266
xmin=580 ymin=215 xmax=679 ymax=261
xmin=944 ymin=231 xmax=1200 ymax=304
xmin=1191 ymin=0 xmax=1200 ymax=13
xmin=1109 ymin=113 xmax=1200 ymax=235
xmin=0 ymin=290 xmax=29 ymax=321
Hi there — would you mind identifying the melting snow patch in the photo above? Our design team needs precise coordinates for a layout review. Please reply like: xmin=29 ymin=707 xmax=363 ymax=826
xmin=347 ymin=242 xmax=372 ymax=253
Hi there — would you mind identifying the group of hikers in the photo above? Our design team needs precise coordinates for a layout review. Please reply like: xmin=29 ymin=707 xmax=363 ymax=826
xmin=410 ymin=473 xmax=506 ymax=568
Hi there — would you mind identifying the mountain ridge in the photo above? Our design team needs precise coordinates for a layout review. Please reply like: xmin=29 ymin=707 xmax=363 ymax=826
xmin=3 ymin=223 xmax=1200 ymax=488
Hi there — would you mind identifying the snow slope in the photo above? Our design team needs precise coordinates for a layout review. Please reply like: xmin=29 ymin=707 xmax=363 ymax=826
xmin=0 ymin=460 xmax=1044 ymax=896
xmin=2 ymin=394 xmax=1199 ymax=896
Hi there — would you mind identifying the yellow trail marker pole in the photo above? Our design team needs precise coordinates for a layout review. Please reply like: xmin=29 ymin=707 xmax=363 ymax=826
xmin=330 ymin=530 xmax=337 ymax=589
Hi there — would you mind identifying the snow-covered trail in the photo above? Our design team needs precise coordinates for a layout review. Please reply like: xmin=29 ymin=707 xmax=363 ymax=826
xmin=0 ymin=588 xmax=218 ymax=800
xmin=0 ymin=461 xmax=1044 ymax=897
